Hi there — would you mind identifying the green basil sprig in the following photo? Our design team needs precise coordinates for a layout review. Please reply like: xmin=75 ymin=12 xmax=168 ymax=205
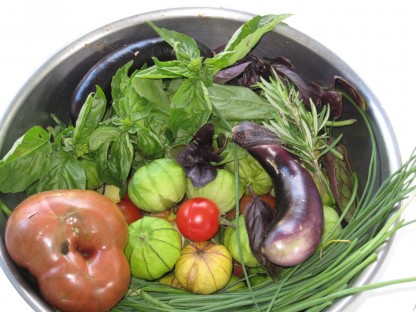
xmin=136 ymin=14 xmax=290 ymax=144
xmin=0 ymin=14 xmax=289 ymax=195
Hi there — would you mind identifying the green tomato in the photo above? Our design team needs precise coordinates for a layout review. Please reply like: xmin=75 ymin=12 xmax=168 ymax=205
xmin=186 ymin=169 xmax=244 ymax=214
xmin=248 ymin=266 xmax=271 ymax=286
xmin=224 ymin=276 xmax=247 ymax=292
xmin=223 ymin=215 xmax=259 ymax=267
xmin=125 ymin=216 xmax=182 ymax=280
xmin=225 ymin=154 xmax=272 ymax=196
xmin=128 ymin=158 xmax=186 ymax=212
xmin=322 ymin=205 xmax=343 ymax=239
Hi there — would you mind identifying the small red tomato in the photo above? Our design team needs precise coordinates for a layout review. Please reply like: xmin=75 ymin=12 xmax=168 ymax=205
xmin=176 ymin=197 xmax=220 ymax=242
xmin=232 ymin=261 xmax=244 ymax=277
xmin=117 ymin=195 xmax=143 ymax=224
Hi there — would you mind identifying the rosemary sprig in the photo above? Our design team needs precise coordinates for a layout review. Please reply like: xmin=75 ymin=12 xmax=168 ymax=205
xmin=255 ymin=72 xmax=340 ymax=204
xmin=255 ymin=72 xmax=337 ymax=174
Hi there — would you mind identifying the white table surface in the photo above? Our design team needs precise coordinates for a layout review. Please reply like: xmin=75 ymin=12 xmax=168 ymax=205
xmin=1 ymin=1 xmax=415 ymax=311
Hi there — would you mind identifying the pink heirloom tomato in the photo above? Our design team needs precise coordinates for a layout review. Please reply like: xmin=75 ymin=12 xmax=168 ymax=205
xmin=5 ymin=189 xmax=131 ymax=312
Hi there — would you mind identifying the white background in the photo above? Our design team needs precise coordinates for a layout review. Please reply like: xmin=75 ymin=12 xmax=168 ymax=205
xmin=0 ymin=0 xmax=415 ymax=311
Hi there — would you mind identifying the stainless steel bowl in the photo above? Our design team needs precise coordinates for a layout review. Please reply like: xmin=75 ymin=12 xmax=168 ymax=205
xmin=0 ymin=7 xmax=401 ymax=311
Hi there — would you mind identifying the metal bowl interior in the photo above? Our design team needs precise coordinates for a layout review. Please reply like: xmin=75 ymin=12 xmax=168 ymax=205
xmin=0 ymin=7 xmax=401 ymax=312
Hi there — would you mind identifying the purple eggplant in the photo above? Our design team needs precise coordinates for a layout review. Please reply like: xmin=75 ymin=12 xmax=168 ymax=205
xmin=232 ymin=121 xmax=323 ymax=267
xmin=69 ymin=37 xmax=213 ymax=121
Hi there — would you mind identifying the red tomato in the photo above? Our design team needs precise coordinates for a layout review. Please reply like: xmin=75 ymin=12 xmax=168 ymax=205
xmin=232 ymin=261 xmax=244 ymax=277
xmin=5 ymin=190 xmax=130 ymax=312
xmin=117 ymin=195 xmax=143 ymax=224
xmin=176 ymin=197 xmax=220 ymax=242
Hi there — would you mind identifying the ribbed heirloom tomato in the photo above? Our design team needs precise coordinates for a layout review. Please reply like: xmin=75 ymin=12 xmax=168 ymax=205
xmin=176 ymin=197 xmax=220 ymax=242
xmin=5 ymin=189 xmax=131 ymax=312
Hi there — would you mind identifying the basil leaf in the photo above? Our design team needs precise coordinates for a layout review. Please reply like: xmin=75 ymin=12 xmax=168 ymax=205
xmin=132 ymin=123 xmax=165 ymax=158
xmin=97 ymin=132 xmax=133 ymax=187
xmin=132 ymin=77 xmax=170 ymax=111
xmin=89 ymin=126 xmax=121 ymax=151
xmin=208 ymin=83 xmax=274 ymax=120
xmin=170 ymin=79 xmax=211 ymax=144
xmin=27 ymin=150 xmax=86 ymax=194
xmin=206 ymin=14 xmax=290 ymax=72
xmin=154 ymin=58 xmax=203 ymax=78
xmin=0 ymin=126 xmax=52 ymax=193
xmin=72 ymin=86 xmax=106 ymax=155
xmin=145 ymin=109 xmax=173 ymax=144
xmin=136 ymin=58 xmax=196 ymax=80
xmin=225 ymin=14 xmax=290 ymax=51
xmin=110 ymin=132 xmax=133 ymax=186
xmin=131 ymin=109 xmax=173 ymax=158
xmin=134 ymin=109 xmax=173 ymax=157
xmin=111 ymin=61 xmax=132 ymax=104
xmin=166 ymin=78 xmax=184 ymax=96
xmin=146 ymin=21 xmax=201 ymax=60
xmin=96 ymin=142 xmax=113 ymax=185
xmin=133 ymin=64 xmax=185 ymax=79
xmin=80 ymin=158 xmax=103 ymax=190
xmin=112 ymin=64 xmax=152 ymax=120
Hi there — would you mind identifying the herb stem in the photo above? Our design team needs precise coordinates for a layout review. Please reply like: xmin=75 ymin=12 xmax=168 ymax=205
xmin=0 ymin=197 xmax=12 ymax=217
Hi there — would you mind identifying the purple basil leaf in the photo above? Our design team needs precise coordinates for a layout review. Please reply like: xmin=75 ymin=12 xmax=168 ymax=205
xmin=270 ymin=62 xmax=344 ymax=118
xmin=239 ymin=67 xmax=261 ymax=87
xmin=320 ymin=90 xmax=343 ymax=118
xmin=306 ymin=82 xmax=324 ymax=108
xmin=174 ymin=123 xmax=223 ymax=188
xmin=244 ymin=195 xmax=275 ymax=266
xmin=264 ymin=56 xmax=295 ymax=70
xmin=322 ymin=140 xmax=356 ymax=222
xmin=186 ymin=163 xmax=218 ymax=188
xmin=193 ymin=123 xmax=215 ymax=146
xmin=175 ymin=144 xmax=201 ymax=167
xmin=332 ymin=76 xmax=366 ymax=110
xmin=214 ymin=62 xmax=251 ymax=84
xmin=272 ymin=65 xmax=311 ymax=104
xmin=244 ymin=194 xmax=282 ymax=279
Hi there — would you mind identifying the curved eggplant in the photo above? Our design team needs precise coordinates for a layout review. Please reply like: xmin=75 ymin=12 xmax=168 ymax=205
xmin=70 ymin=37 xmax=213 ymax=121
xmin=232 ymin=121 xmax=323 ymax=267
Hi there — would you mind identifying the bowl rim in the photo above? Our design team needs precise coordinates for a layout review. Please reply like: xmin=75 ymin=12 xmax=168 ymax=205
xmin=0 ymin=6 xmax=402 ymax=312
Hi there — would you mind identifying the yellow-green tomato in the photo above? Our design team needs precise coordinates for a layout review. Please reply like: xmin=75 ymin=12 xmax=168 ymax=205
xmin=223 ymin=215 xmax=259 ymax=267
xmin=175 ymin=241 xmax=232 ymax=294
xmin=322 ymin=205 xmax=343 ymax=239
xmin=225 ymin=154 xmax=273 ymax=196
xmin=125 ymin=216 xmax=182 ymax=280
xmin=186 ymin=169 xmax=244 ymax=214
xmin=128 ymin=158 xmax=186 ymax=212
xmin=159 ymin=272 xmax=183 ymax=289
